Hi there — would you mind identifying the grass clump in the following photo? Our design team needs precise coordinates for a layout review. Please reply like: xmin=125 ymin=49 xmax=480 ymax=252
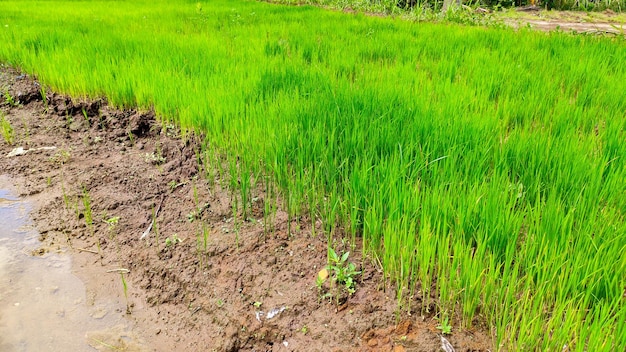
xmin=0 ymin=0 xmax=624 ymax=350
xmin=0 ymin=111 xmax=14 ymax=145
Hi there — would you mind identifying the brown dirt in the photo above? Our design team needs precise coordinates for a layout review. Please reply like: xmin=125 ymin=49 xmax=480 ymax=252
xmin=504 ymin=8 xmax=626 ymax=34
xmin=0 ymin=65 xmax=493 ymax=351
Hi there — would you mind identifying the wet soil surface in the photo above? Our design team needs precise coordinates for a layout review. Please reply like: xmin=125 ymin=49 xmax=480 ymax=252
xmin=0 ymin=66 xmax=492 ymax=351
xmin=0 ymin=178 xmax=147 ymax=351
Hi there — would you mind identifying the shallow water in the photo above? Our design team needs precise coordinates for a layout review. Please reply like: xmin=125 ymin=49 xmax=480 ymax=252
xmin=0 ymin=176 xmax=146 ymax=352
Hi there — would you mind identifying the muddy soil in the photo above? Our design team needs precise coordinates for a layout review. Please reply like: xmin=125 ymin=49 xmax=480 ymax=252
xmin=0 ymin=66 xmax=492 ymax=351
xmin=0 ymin=179 xmax=148 ymax=352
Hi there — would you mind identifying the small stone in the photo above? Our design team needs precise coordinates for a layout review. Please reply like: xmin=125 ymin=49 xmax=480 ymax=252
xmin=367 ymin=338 xmax=378 ymax=347
xmin=393 ymin=346 xmax=406 ymax=352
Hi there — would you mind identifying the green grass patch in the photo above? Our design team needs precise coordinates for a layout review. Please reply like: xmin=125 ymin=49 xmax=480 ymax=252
xmin=0 ymin=0 xmax=624 ymax=349
xmin=0 ymin=111 xmax=14 ymax=145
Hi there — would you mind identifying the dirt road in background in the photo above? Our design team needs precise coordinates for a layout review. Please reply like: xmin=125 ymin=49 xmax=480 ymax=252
xmin=502 ymin=8 xmax=626 ymax=34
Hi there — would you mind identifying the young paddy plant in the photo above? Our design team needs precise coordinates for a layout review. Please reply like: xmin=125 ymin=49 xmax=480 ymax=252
xmin=120 ymin=271 xmax=131 ymax=314
xmin=1 ymin=0 xmax=625 ymax=349
xmin=2 ymin=90 xmax=18 ymax=107
xmin=0 ymin=111 xmax=14 ymax=145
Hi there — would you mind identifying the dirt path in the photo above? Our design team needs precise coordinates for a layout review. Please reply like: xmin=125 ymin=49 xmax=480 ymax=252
xmin=501 ymin=8 xmax=626 ymax=34
xmin=506 ymin=17 xmax=624 ymax=34
xmin=0 ymin=66 xmax=492 ymax=351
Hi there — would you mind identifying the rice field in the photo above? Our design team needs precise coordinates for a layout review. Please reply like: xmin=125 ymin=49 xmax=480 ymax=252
xmin=0 ymin=0 xmax=624 ymax=349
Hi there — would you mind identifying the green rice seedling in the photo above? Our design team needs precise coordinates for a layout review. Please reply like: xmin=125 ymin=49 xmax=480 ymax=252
xmin=81 ymin=186 xmax=100 ymax=257
xmin=120 ymin=272 xmax=130 ymax=314
xmin=3 ymin=90 xmax=18 ymax=107
xmin=240 ymin=166 xmax=251 ymax=220
xmin=81 ymin=186 xmax=93 ymax=228
xmin=81 ymin=108 xmax=91 ymax=126
xmin=201 ymin=221 xmax=209 ymax=254
xmin=0 ymin=111 xmax=14 ymax=145
xmin=127 ymin=128 xmax=135 ymax=147
xmin=40 ymin=87 xmax=48 ymax=113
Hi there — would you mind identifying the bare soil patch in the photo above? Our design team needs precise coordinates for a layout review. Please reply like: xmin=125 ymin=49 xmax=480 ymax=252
xmin=0 ymin=66 xmax=492 ymax=351
xmin=503 ymin=8 xmax=626 ymax=34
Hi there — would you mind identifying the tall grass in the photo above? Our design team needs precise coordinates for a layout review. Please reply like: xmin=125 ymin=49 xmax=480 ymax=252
xmin=0 ymin=0 xmax=624 ymax=349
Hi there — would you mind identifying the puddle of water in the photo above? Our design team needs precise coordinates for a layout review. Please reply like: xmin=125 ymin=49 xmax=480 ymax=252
xmin=0 ymin=176 xmax=147 ymax=352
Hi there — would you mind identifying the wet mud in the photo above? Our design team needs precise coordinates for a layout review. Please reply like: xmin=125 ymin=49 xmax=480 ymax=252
xmin=0 ymin=176 xmax=147 ymax=351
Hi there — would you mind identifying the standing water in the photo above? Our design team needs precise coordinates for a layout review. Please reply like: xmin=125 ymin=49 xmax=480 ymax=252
xmin=0 ymin=176 xmax=147 ymax=351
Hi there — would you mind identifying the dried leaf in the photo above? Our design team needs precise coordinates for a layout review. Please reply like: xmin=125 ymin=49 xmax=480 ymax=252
xmin=318 ymin=268 xmax=329 ymax=282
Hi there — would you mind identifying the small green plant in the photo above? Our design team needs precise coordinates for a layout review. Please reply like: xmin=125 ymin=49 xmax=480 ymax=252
xmin=252 ymin=301 xmax=262 ymax=308
xmin=64 ymin=111 xmax=73 ymax=129
xmin=187 ymin=202 xmax=209 ymax=223
xmin=40 ymin=87 xmax=48 ymax=113
xmin=105 ymin=215 xmax=120 ymax=240
xmin=81 ymin=186 xmax=93 ymax=228
xmin=327 ymin=248 xmax=360 ymax=295
xmin=81 ymin=107 xmax=92 ymax=127
xmin=0 ymin=112 xmax=15 ymax=145
xmin=3 ymin=90 xmax=19 ymax=107
xmin=49 ymin=149 xmax=71 ymax=165
xmin=105 ymin=216 xmax=120 ymax=228
xmin=144 ymin=151 xmax=165 ymax=165
xmin=120 ymin=272 xmax=131 ymax=314
xmin=216 ymin=298 xmax=224 ymax=308
xmin=299 ymin=325 xmax=309 ymax=335
xmin=436 ymin=314 xmax=452 ymax=335
xmin=164 ymin=123 xmax=179 ymax=138
xmin=126 ymin=127 xmax=135 ymax=146
xmin=164 ymin=233 xmax=182 ymax=247
xmin=317 ymin=248 xmax=361 ymax=303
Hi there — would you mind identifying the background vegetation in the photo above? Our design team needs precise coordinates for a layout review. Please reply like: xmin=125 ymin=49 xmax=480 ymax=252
xmin=0 ymin=0 xmax=624 ymax=350
xmin=274 ymin=0 xmax=626 ymax=13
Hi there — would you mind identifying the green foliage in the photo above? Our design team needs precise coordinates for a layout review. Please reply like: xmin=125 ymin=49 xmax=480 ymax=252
xmin=436 ymin=314 xmax=453 ymax=334
xmin=327 ymin=248 xmax=361 ymax=295
xmin=120 ymin=272 xmax=131 ymax=314
xmin=81 ymin=186 xmax=92 ymax=227
xmin=0 ymin=112 xmax=14 ymax=145
xmin=3 ymin=90 xmax=18 ymax=107
xmin=0 ymin=1 xmax=624 ymax=350
xmin=164 ymin=233 xmax=182 ymax=247
xmin=274 ymin=0 xmax=626 ymax=12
